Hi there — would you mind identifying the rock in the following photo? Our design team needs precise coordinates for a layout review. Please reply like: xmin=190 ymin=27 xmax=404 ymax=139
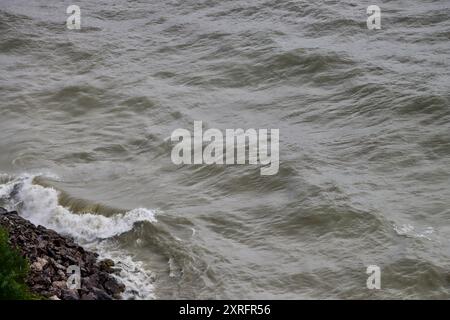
xmin=48 ymin=287 xmax=62 ymax=297
xmin=33 ymin=274 xmax=52 ymax=286
xmin=81 ymin=292 xmax=96 ymax=300
xmin=100 ymin=258 xmax=115 ymax=267
xmin=102 ymin=258 xmax=115 ymax=267
xmin=46 ymin=247 xmax=59 ymax=259
xmin=103 ymin=279 xmax=125 ymax=295
xmin=57 ymin=270 xmax=66 ymax=279
xmin=65 ymin=254 xmax=80 ymax=265
xmin=99 ymin=259 xmax=116 ymax=273
xmin=49 ymin=295 xmax=61 ymax=300
xmin=91 ymin=288 xmax=113 ymax=300
xmin=0 ymin=208 xmax=17 ymax=215
xmin=31 ymin=257 xmax=48 ymax=272
xmin=113 ymin=293 xmax=122 ymax=300
xmin=51 ymin=259 xmax=66 ymax=271
xmin=52 ymin=281 xmax=67 ymax=289
xmin=110 ymin=267 xmax=122 ymax=275
xmin=82 ymin=275 xmax=99 ymax=290
xmin=61 ymin=289 xmax=79 ymax=300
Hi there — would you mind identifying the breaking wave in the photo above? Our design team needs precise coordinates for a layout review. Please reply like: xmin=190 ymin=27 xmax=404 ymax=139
xmin=0 ymin=173 xmax=157 ymax=299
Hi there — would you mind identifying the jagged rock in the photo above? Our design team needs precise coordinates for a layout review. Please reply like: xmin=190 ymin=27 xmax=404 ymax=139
xmin=81 ymin=292 xmax=96 ymax=300
xmin=61 ymin=289 xmax=79 ymax=300
xmin=33 ymin=274 xmax=52 ymax=286
xmin=52 ymin=281 xmax=67 ymax=289
xmin=82 ymin=274 xmax=99 ymax=290
xmin=31 ymin=257 xmax=48 ymax=272
xmin=110 ymin=267 xmax=122 ymax=275
xmin=99 ymin=259 xmax=116 ymax=273
xmin=50 ymin=259 xmax=66 ymax=271
xmin=104 ymin=279 xmax=126 ymax=295
xmin=100 ymin=258 xmax=115 ymax=268
xmin=91 ymin=287 xmax=113 ymax=300
xmin=0 ymin=208 xmax=126 ymax=300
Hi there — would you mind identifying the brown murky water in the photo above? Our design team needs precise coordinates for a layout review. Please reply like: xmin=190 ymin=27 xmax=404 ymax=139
xmin=1 ymin=0 xmax=449 ymax=299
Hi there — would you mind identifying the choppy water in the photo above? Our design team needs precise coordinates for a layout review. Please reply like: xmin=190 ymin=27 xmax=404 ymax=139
xmin=1 ymin=0 xmax=449 ymax=299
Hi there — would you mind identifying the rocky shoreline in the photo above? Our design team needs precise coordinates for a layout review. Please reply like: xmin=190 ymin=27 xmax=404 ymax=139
xmin=0 ymin=208 xmax=125 ymax=300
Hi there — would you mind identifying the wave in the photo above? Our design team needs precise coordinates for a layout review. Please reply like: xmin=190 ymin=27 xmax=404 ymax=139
xmin=0 ymin=173 xmax=157 ymax=299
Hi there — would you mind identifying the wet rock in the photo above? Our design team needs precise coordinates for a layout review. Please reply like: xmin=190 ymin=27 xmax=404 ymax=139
xmin=99 ymin=259 xmax=116 ymax=273
xmin=81 ymin=292 xmax=96 ymax=300
xmin=61 ymin=289 xmax=79 ymax=300
xmin=82 ymin=274 xmax=100 ymax=290
xmin=91 ymin=288 xmax=113 ymax=300
xmin=104 ymin=279 xmax=126 ymax=295
xmin=110 ymin=267 xmax=122 ymax=275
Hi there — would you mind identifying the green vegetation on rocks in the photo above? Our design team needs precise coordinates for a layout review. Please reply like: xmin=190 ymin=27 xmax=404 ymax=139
xmin=0 ymin=227 xmax=35 ymax=300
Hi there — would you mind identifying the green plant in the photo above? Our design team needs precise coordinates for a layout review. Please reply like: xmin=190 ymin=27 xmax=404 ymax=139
xmin=0 ymin=227 xmax=35 ymax=300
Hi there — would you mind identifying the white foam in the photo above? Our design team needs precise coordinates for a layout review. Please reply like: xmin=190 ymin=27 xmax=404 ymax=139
xmin=394 ymin=224 xmax=434 ymax=240
xmin=88 ymin=241 xmax=156 ymax=300
xmin=11 ymin=176 xmax=157 ymax=242
xmin=0 ymin=173 xmax=157 ymax=299
xmin=0 ymin=180 xmax=15 ymax=199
